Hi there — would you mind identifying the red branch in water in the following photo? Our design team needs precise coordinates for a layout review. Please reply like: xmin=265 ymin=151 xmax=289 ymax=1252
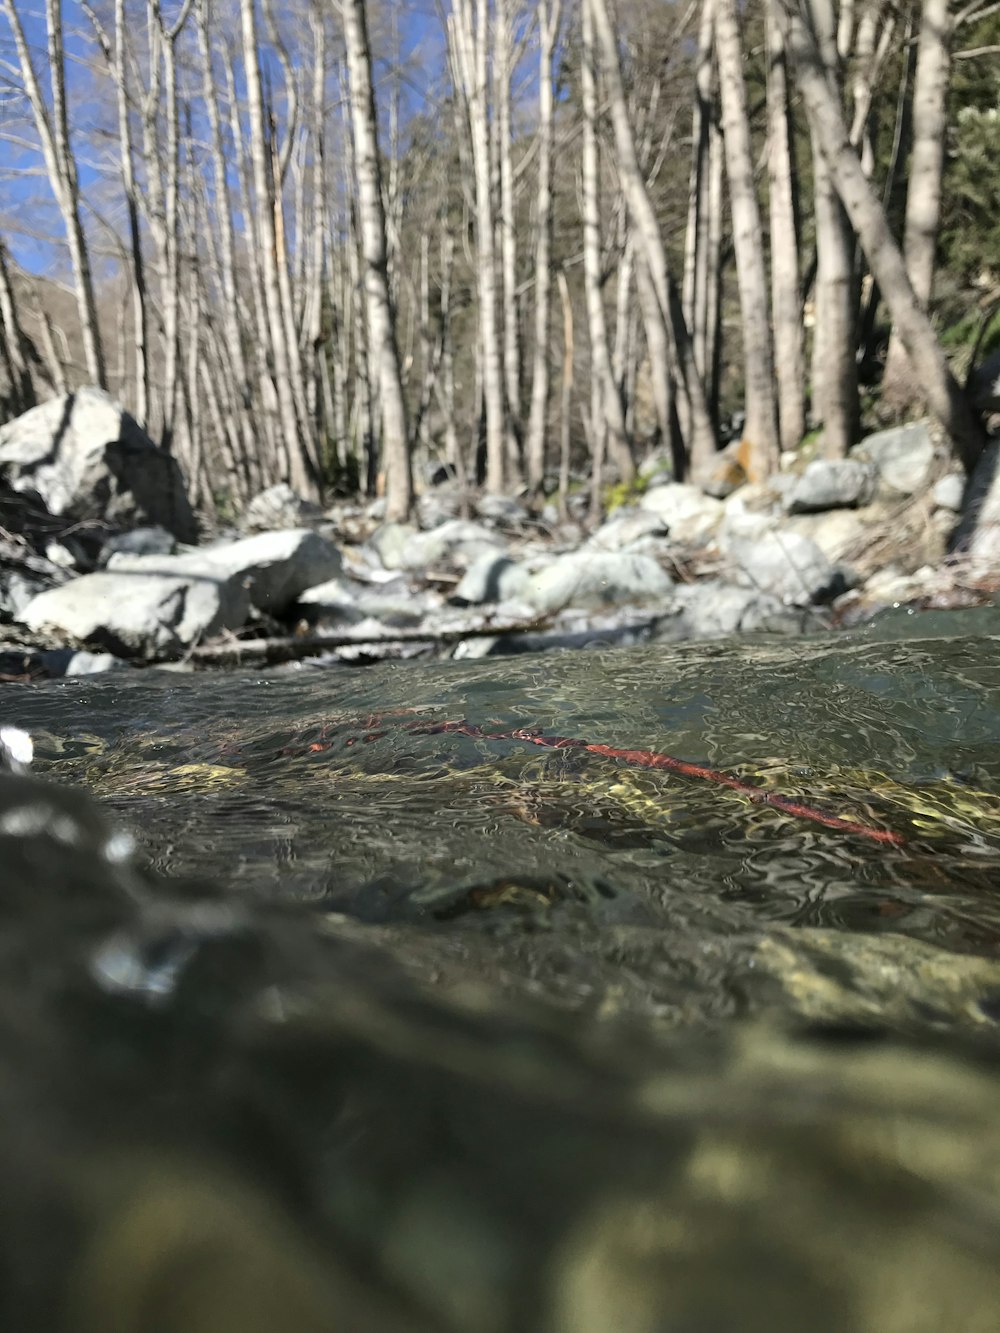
xmin=403 ymin=718 xmax=906 ymax=847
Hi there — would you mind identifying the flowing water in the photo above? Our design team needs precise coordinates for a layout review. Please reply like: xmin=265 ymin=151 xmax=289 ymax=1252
xmin=6 ymin=611 xmax=1000 ymax=1330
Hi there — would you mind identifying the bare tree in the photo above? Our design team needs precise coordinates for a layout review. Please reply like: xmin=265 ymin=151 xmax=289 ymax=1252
xmin=586 ymin=0 xmax=716 ymax=477
xmin=715 ymin=0 xmax=779 ymax=476
xmin=340 ymin=0 xmax=413 ymax=519
xmin=881 ymin=0 xmax=952 ymax=413
xmin=1 ymin=0 xmax=106 ymax=388
xmin=524 ymin=0 xmax=561 ymax=491
xmin=240 ymin=0 xmax=318 ymax=496
xmin=806 ymin=0 xmax=858 ymax=456
xmin=777 ymin=0 xmax=986 ymax=473
xmin=581 ymin=0 xmax=634 ymax=483
xmin=448 ymin=0 xmax=508 ymax=491
xmin=766 ymin=0 xmax=805 ymax=452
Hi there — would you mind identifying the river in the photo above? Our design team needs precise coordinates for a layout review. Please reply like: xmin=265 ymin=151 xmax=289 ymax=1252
xmin=4 ymin=610 xmax=1000 ymax=1330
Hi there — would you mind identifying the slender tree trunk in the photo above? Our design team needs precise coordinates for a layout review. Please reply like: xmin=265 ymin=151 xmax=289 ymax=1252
xmin=586 ymin=0 xmax=716 ymax=477
xmin=557 ymin=267 xmax=573 ymax=520
xmin=240 ymin=0 xmax=316 ymax=495
xmin=341 ymin=0 xmax=412 ymax=519
xmin=496 ymin=0 xmax=522 ymax=481
xmin=807 ymin=0 xmax=859 ymax=457
xmin=448 ymin=0 xmax=507 ymax=492
xmin=777 ymin=0 xmax=986 ymax=473
xmin=0 ymin=240 xmax=35 ymax=413
xmin=683 ymin=0 xmax=718 ymax=386
xmin=881 ymin=0 xmax=951 ymax=414
xmin=715 ymin=0 xmax=779 ymax=476
xmin=525 ymin=0 xmax=561 ymax=491
xmin=766 ymin=0 xmax=805 ymax=452
xmin=581 ymin=0 xmax=634 ymax=484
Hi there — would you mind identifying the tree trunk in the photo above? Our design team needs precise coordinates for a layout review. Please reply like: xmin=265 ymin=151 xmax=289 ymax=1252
xmin=586 ymin=0 xmax=717 ymax=477
xmin=240 ymin=0 xmax=316 ymax=495
xmin=766 ymin=0 xmax=805 ymax=452
xmin=496 ymin=0 xmax=522 ymax=482
xmin=1 ymin=0 xmax=106 ymax=389
xmin=341 ymin=0 xmax=412 ymax=519
xmin=448 ymin=0 xmax=507 ymax=493
xmin=806 ymin=0 xmax=859 ymax=457
xmin=777 ymin=0 xmax=986 ymax=473
xmin=715 ymin=0 xmax=779 ymax=477
xmin=881 ymin=0 xmax=951 ymax=414
xmin=581 ymin=0 xmax=634 ymax=484
xmin=524 ymin=0 xmax=561 ymax=492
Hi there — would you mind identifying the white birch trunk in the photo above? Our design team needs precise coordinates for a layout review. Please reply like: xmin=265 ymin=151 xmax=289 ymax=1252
xmin=341 ymin=0 xmax=412 ymax=519
xmin=448 ymin=0 xmax=507 ymax=492
xmin=807 ymin=0 xmax=859 ymax=457
xmin=715 ymin=0 xmax=779 ymax=476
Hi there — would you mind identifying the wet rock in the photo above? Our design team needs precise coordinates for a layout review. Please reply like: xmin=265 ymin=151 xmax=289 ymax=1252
xmin=454 ymin=554 xmax=531 ymax=605
xmin=852 ymin=419 xmax=935 ymax=496
xmin=241 ymin=483 xmax=323 ymax=533
xmin=639 ymin=483 xmax=723 ymax=542
xmin=724 ymin=530 xmax=846 ymax=605
xmin=107 ymin=529 xmax=342 ymax=616
xmin=0 ymin=387 xmax=197 ymax=541
xmin=522 ymin=551 xmax=673 ymax=614
xmin=18 ymin=568 xmax=250 ymax=660
xmin=786 ymin=459 xmax=877 ymax=513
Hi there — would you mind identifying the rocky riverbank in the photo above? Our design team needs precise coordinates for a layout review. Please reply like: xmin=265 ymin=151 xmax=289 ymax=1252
xmin=2 ymin=387 xmax=1000 ymax=678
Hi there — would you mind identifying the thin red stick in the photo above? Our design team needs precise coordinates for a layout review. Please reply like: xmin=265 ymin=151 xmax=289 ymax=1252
xmin=409 ymin=719 xmax=905 ymax=846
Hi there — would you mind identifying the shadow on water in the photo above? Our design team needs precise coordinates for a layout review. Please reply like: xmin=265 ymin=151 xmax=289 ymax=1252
xmin=5 ymin=624 xmax=1000 ymax=1328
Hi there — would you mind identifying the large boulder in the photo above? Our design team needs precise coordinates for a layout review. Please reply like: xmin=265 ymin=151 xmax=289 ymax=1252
xmin=587 ymin=507 xmax=670 ymax=553
xmin=724 ymin=530 xmax=846 ymax=605
xmin=0 ymin=388 xmax=197 ymax=541
xmin=522 ymin=551 xmax=673 ymax=614
xmin=454 ymin=554 xmax=532 ymax=605
xmin=107 ymin=528 xmax=342 ymax=615
xmin=18 ymin=569 xmax=250 ymax=660
xmin=852 ymin=420 xmax=935 ymax=496
xmin=639 ymin=483 xmax=723 ymax=542
xmin=369 ymin=519 xmax=505 ymax=572
xmin=785 ymin=460 xmax=877 ymax=513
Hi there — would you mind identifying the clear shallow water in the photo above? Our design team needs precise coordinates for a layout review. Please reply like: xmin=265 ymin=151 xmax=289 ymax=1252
xmin=7 ymin=623 xmax=1000 ymax=1329
xmin=7 ymin=626 xmax=1000 ymax=1021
